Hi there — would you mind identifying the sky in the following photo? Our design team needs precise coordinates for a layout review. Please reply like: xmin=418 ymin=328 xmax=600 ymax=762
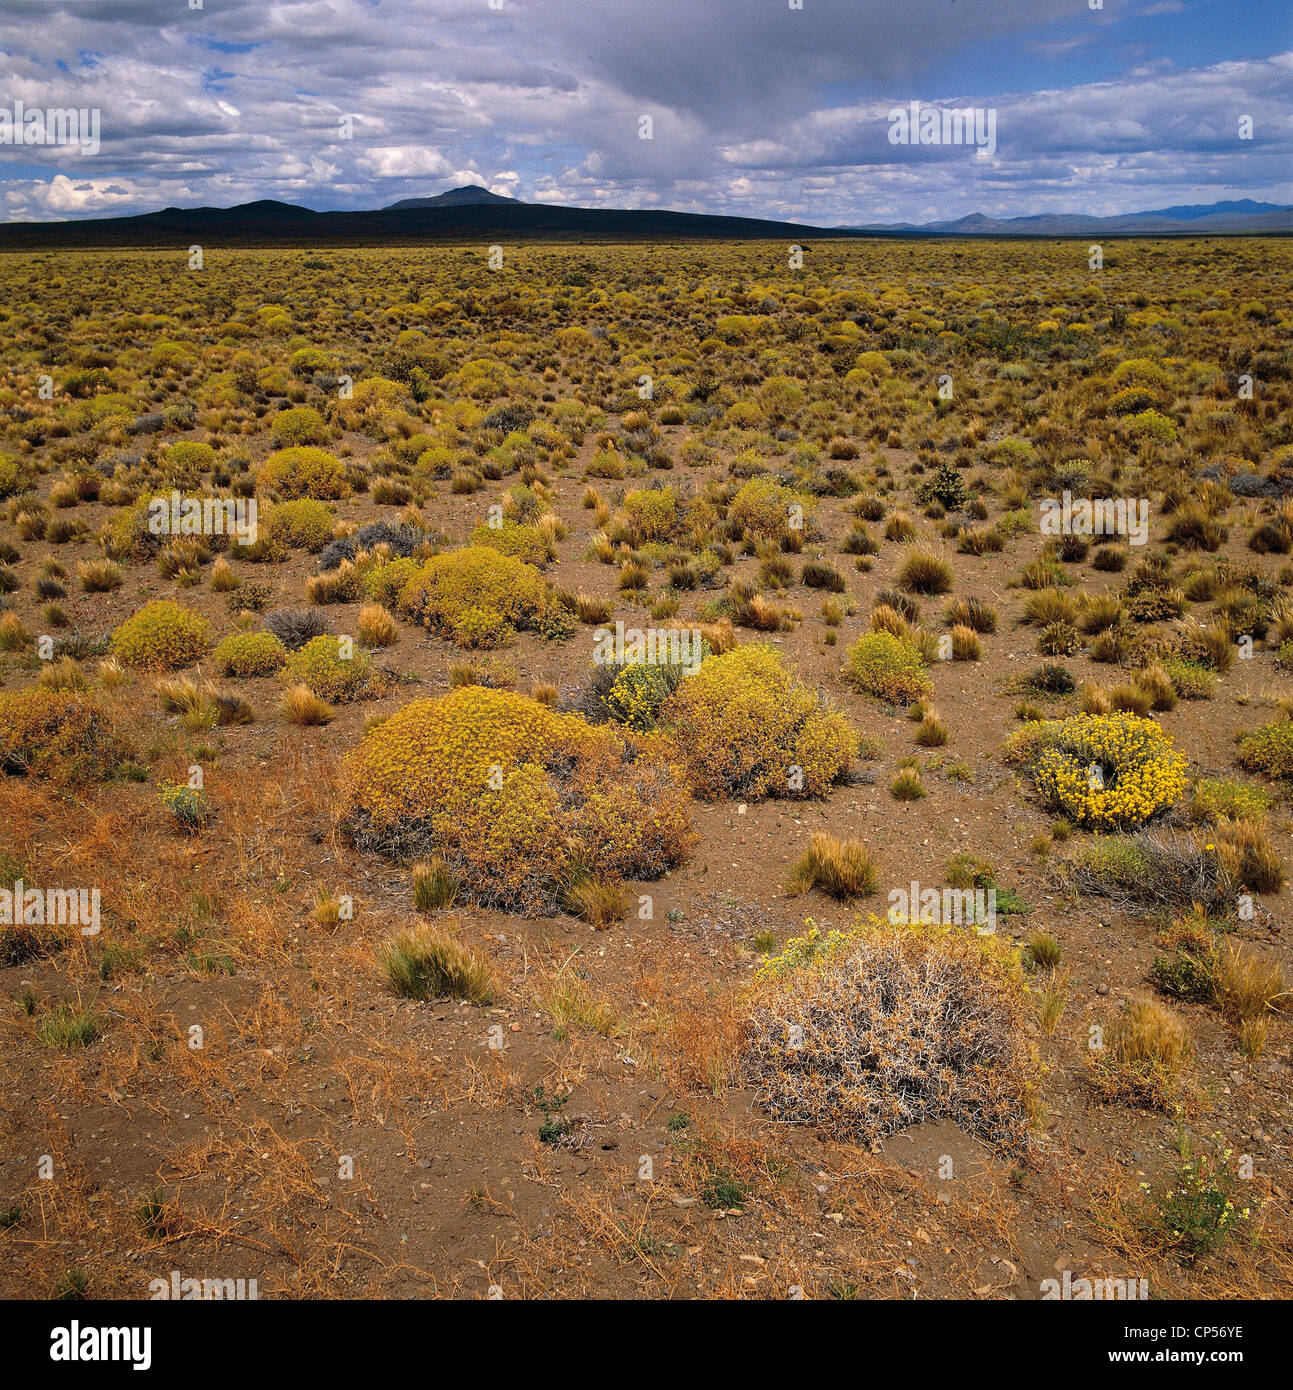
xmin=0 ymin=0 xmax=1289 ymax=223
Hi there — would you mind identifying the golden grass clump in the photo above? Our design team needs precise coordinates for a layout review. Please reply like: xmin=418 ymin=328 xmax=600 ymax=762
xmin=786 ymin=833 xmax=879 ymax=899
xmin=1089 ymin=995 xmax=1191 ymax=1108
xmin=77 ymin=557 xmax=124 ymax=592
xmin=1210 ymin=816 xmax=1286 ymax=894
xmin=378 ymin=923 xmax=493 ymax=1004
xmin=279 ymin=683 xmax=335 ymax=725
xmin=1210 ymin=939 xmax=1287 ymax=1035
xmin=412 ymin=858 xmax=458 ymax=912
xmin=897 ymin=546 xmax=954 ymax=595
xmin=357 ymin=603 xmax=398 ymax=648
xmin=949 ymin=624 xmax=981 ymax=660
xmin=0 ymin=611 xmax=30 ymax=652
xmin=562 ymin=875 xmax=632 ymax=930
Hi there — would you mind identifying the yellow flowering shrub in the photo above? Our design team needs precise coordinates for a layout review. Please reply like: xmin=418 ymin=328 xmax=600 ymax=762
xmin=662 ymin=644 xmax=857 ymax=799
xmin=343 ymin=686 xmax=694 ymax=913
xmin=744 ymin=915 xmax=1036 ymax=1152
xmin=844 ymin=630 xmax=932 ymax=705
xmin=396 ymin=545 xmax=548 ymax=646
xmin=0 ymin=689 xmax=133 ymax=784
xmin=255 ymin=446 xmax=351 ymax=500
xmin=0 ymin=453 xmax=35 ymax=499
xmin=213 ymin=631 xmax=287 ymax=676
xmin=281 ymin=635 xmax=377 ymax=701
xmin=363 ymin=556 xmax=422 ymax=607
xmin=1011 ymin=713 xmax=1188 ymax=829
xmin=109 ymin=600 xmax=212 ymax=670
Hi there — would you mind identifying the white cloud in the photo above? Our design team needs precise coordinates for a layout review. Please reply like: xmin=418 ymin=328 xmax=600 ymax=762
xmin=0 ymin=1 xmax=1286 ymax=223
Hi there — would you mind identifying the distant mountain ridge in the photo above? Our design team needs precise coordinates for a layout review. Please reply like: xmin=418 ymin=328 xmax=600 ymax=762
xmin=0 ymin=185 xmax=1288 ymax=248
xmin=838 ymin=199 xmax=1293 ymax=236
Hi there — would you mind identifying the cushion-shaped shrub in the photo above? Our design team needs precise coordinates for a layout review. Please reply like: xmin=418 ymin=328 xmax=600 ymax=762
xmin=606 ymin=661 xmax=690 ymax=732
xmin=159 ymin=441 xmax=217 ymax=487
xmin=0 ymin=689 xmax=133 ymax=783
xmin=1006 ymin=712 xmax=1187 ymax=829
xmin=271 ymin=406 xmax=327 ymax=447
xmin=281 ymin=635 xmax=377 ymax=701
xmin=100 ymin=496 xmax=161 ymax=561
xmin=621 ymin=486 xmax=680 ymax=542
xmin=0 ymin=454 xmax=36 ymax=498
xmin=1127 ymin=409 xmax=1176 ymax=444
xmin=1238 ymin=720 xmax=1293 ymax=780
xmin=450 ymin=606 xmax=513 ymax=649
xmin=256 ymin=446 xmax=350 ymax=500
xmin=213 ymin=631 xmax=287 ymax=676
xmin=396 ymin=545 xmax=548 ymax=646
xmin=468 ymin=519 xmax=551 ymax=566
xmin=662 ymin=644 xmax=857 ymax=800
xmin=344 ymin=686 xmax=693 ymax=913
xmin=729 ymin=476 xmax=811 ymax=541
xmin=363 ymin=556 xmax=421 ymax=607
xmin=744 ymin=918 xmax=1035 ymax=1152
xmin=110 ymin=600 xmax=212 ymax=670
xmin=844 ymin=630 xmax=932 ymax=705
xmin=260 ymin=499 xmax=335 ymax=553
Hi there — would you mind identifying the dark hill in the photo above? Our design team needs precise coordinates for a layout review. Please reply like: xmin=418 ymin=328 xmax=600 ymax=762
xmin=0 ymin=199 xmax=835 ymax=249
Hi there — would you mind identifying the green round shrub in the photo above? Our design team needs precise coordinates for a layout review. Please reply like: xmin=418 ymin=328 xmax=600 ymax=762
xmin=281 ymin=634 xmax=376 ymax=701
xmin=110 ymin=601 xmax=212 ymax=670
xmin=213 ymin=631 xmax=287 ymax=676
xmin=256 ymin=447 xmax=351 ymax=501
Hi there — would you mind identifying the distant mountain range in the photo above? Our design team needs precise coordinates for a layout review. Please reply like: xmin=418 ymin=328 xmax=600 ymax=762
xmin=838 ymin=199 xmax=1293 ymax=236
xmin=0 ymin=184 xmax=1287 ymax=248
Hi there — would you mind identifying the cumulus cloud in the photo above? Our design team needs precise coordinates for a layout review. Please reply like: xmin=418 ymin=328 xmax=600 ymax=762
xmin=0 ymin=0 xmax=1286 ymax=222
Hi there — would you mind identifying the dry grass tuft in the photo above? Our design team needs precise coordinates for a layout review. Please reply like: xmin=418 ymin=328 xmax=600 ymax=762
xmin=786 ymin=833 xmax=879 ymax=899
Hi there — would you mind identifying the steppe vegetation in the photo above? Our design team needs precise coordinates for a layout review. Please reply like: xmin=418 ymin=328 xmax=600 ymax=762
xmin=0 ymin=237 xmax=1289 ymax=1299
